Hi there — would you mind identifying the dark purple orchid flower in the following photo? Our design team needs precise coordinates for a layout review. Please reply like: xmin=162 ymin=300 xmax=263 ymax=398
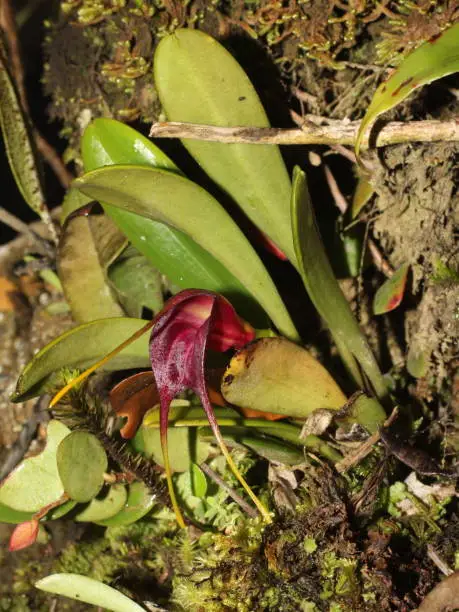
xmin=51 ymin=289 xmax=270 ymax=527
xmin=148 ymin=290 xmax=271 ymax=526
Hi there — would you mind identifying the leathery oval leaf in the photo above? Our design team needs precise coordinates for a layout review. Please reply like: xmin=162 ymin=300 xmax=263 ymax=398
xmin=57 ymin=432 xmax=108 ymax=503
xmin=12 ymin=318 xmax=150 ymax=402
xmin=35 ymin=573 xmax=146 ymax=612
xmin=75 ymin=165 xmax=299 ymax=340
xmin=96 ymin=482 xmax=156 ymax=526
xmin=292 ymin=167 xmax=387 ymax=401
xmin=221 ymin=337 xmax=347 ymax=418
xmin=74 ymin=484 xmax=127 ymax=522
xmin=82 ymin=119 xmax=263 ymax=325
xmin=58 ymin=213 xmax=126 ymax=323
xmin=0 ymin=420 xmax=70 ymax=513
xmin=373 ymin=263 xmax=410 ymax=315
xmin=356 ymin=22 xmax=459 ymax=158
xmin=154 ymin=29 xmax=295 ymax=264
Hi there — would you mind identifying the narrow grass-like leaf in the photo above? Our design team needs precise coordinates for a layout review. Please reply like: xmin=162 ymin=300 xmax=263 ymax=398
xmin=154 ymin=29 xmax=296 ymax=264
xmin=35 ymin=574 xmax=146 ymax=612
xmin=58 ymin=213 xmax=126 ymax=322
xmin=75 ymin=166 xmax=298 ymax=340
xmin=356 ymin=22 xmax=459 ymax=158
xmin=12 ymin=318 xmax=150 ymax=401
xmin=57 ymin=432 xmax=108 ymax=502
xmin=82 ymin=119 xmax=264 ymax=324
xmin=0 ymin=43 xmax=51 ymax=226
xmin=373 ymin=263 xmax=410 ymax=315
xmin=292 ymin=167 xmax=387 ymax=401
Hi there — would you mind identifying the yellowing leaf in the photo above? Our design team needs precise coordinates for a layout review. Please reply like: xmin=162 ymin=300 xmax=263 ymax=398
xmin=58 ymin=213 xmax=126 ymax=322
xmin=356 ymin=23 xmax=459 ymax=158
xmin=221 ymin=337 xmax=347 ymax=418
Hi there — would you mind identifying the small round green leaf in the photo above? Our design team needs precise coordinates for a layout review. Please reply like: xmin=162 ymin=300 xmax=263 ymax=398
xmin=96 ymin=482 xmax=156 ymax=527
xmin=57 ymin=432 xmax=108 ymax=502
xmin=74 ymin=485 xmax=127 ymax=522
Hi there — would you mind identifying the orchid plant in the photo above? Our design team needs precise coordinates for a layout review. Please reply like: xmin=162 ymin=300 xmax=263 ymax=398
xmin=1 ymin=26 xmax=411 ymax=549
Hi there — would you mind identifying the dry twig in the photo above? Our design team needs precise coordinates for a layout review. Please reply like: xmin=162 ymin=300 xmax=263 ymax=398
xmin=199 ymin=462 xmax=258 ymax=518
xmin=149 ymin=118 xmax=459 ymax=148
xmin=335 ymin=407 xmax=399 ymax=473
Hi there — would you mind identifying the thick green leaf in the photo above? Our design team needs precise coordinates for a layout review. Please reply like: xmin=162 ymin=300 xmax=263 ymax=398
xmin=154 ymin=29 xmax=296 ymax=264
xmin=108 ymin=247 xmax=163 ymax=318
xmin=221 ymin=337 xmax=347 ymax=418
xmin=0 ymin=503 xmax=34 ymax=524
xmin=0 ymin=42 xmax=50 ymax=225
xmin=75 ymin=485 xmax=127 ymax=522
xmin=373 ymin=263 xmax=410 ymax=315
xmin=0 ymin=421 xmax=69 ymax=512
xmin=35 ymin=573 xmax=146 ymax=612
xmin=57 ymin=432 xmax=108 ymax=502
xmin=82 ymin=118 xmax=264 ymax=325
xmin=356 ymin=22 xmax=459 ymax=158
xmin=12 ymin=318 xmax=150 ymax=401
xmin=96 ymin=482 xmax=156 ymax=527
xmin=75 ymin=165 xmax=299 ymax=340
xmin=132 ymin=422 xmax=209 ymax=473
xmin=292 ymin=167 xmax=387 ymax=401
xmin=58 ymin=214 xmax=126 ymax=322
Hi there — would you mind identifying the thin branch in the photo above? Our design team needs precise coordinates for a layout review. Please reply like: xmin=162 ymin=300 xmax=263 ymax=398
xmin=322 ymin=165 xmax=394 ymax=278
xmin=149 ymin=118 xmax=459 ymax=148
xmin=199 ymin=462 xmax=258 ymax=518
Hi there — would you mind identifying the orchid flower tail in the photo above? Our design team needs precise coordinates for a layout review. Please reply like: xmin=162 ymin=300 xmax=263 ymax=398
xmin=200 ymin=390 xmax=272 ymax=523
xmin=50 ymin=320 xmax=155 ymax=408
xmin=160 ymin=427 xmax=186 ymax=528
